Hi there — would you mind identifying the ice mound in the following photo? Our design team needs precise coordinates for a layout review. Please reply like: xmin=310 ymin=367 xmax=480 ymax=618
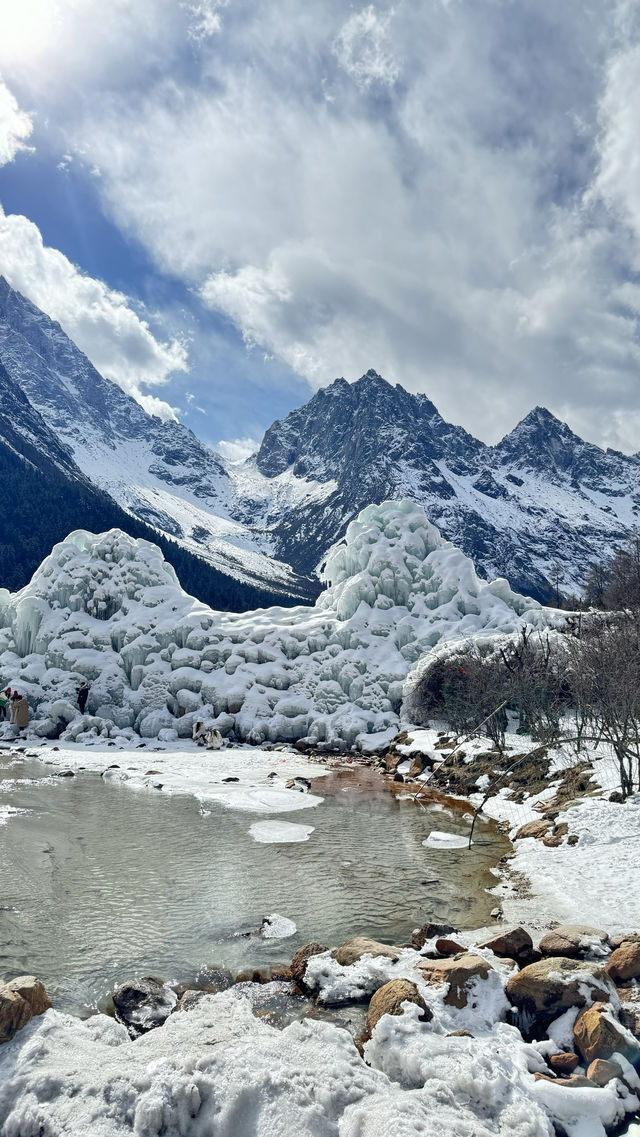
xmin=0 ymin=500 xmax=560 ymax=747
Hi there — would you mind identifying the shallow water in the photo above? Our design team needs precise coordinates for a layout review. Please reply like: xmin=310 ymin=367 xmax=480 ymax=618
xmin=0 ymin=754 xmax=508 ymax=1013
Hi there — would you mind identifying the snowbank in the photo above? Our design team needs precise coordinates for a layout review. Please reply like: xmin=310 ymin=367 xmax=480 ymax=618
xmin=0 ymin=500 xmax=558 ymax=748
xmin=0 ymin=980 xmax=634 ymax=1137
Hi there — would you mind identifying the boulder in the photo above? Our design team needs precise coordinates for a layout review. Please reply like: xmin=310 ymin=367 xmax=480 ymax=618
xmin=542 ymin=835 xmax=563 ymax=848
xmin=573 ymin=1002 xmax=640 ymax=1065
xmin=331 ymin=937 xmax=400 ymax=968
xmin=5 ymin=976 xmax=51 ymax=1017
xmin=112 ymin=976 xmax=177 ymax=1037
xmin=548 ymin=1052 xmax=579 ymax=1074
xmin=435 ymin=938 xmax=466 ymax=956
xmin=366 ymin=979 xmax=431 ymax=1035
xmin=538 ymin=925 xmax=609 ymax=959
xmin=619 ymin=1003 xmax=640 ymax=1040
xmin=534 ymin=1072 xmax=595 ymax=1088
xmin=409 ymin=754 xmax=427 ymax=778
xmin=411 ymin=923 xmax=456 ymax=951
xmin=195 ymin=967 xmax=234 ymax=993
xmin=291 ymin=942 xmax=328 ymax=989
xmin=515 ymin=819 xmax=552 ymax=840
xmin=606 ymin=942 xmax=640 ymax=983
xmin=383 ymin=753 xmax=401 ymax=774
xmin=610 ymin=933 xmax=640 ymax=949
xmin=505 ymin=958 xmax=614 ymax=1019
xmin=586 ymin=1058 xmax=623 ymax=1086
xmin=0 ymin=976 xmax=51 ymax=1045
xmin=479 ymin=927 xmax=533 ymax=962
xmin=417 ymin=953 xmax=493 ymax=1009
xmin=176 ymin=989 xmax=207 ymax=1012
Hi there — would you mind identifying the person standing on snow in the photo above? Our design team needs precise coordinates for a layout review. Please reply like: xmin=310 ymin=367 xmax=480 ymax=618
xmin=0 ymin=688 xmax=9 ymax=721
xmin=77 ymin=680 xmax=90 ymax=715
xmin=12 ymin=693 xmax=29 ymax=733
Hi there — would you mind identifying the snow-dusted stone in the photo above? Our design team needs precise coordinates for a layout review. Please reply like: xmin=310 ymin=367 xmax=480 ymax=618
xmin=506 ymin=958 xmax=614 ymax=1019
xmin=573 ymin=1002 xmax=640 ymax=1065
xmin=479 ymin=927 xmax=533 ymax=962
xmin=112 ymin=976 xmax=177 ymax=1037
xmin=606 ymin=942 xmax=640 ymax=983
xmin=417 ymin=953 xmax=494 ymax=1009
xmin=290 ymin=943 xmax=328 ymax=990
xmin=538 ymin=925 xmax=609 ymax=959
xmin=5 ymin=976 xmax=51 ymax=1018
xmin=331 ymin=938 xmax=400 ymax=967
xmin=365 ymin=980 xmax=431 ymax=1035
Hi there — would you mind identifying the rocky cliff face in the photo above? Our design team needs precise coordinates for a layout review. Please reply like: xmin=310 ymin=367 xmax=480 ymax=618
xmin=250 ymin=371 xmax=638 ymax=600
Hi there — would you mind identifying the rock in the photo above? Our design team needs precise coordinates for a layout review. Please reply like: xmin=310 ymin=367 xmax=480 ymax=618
xmin=534 ymin=1072 xmax=595 ymax=1088
xmin=0 ymin=987 xmax=33 ymax=1045
xmin=549 ymin=1052 xmax=579 ymax=1074
xmin=538 ymin=925 xmax=609 ymax=959
xmin=409 ymin=754 xmax=427 ymax=777
xmin=435 ymin=938 xmax=466 ymax=956
xmin=505 ymin=958 xmax=614 ymax=1019
xmin=515 ymin=819 xmax=552 ymax=840
xmin=112 ymin=976 xmax=177 ymax=1036
xmin=417 ymin=953 xmax=493 ymax=1009
xmin=6 ymin=976 xmax=51 ymax=1017
xmin=331 ymin=937 xmax=400 ymax=968
xmin=542 ymin=835 xmax=563 ymax=847
xmin=606 ymin=942 xmax=640 ymax=983
xmin=235 ymin=969 xmax=270 ymax=984
xmin=291 ymin=942 xmax=328 ymax=989
xmin=195 ymin=967 xmax=234 ymax=993
xmin=382 ymin=753 xmax=401 ymax=774
xmin=586 ymin=1058 xmax=623 ymax=1086
xmin=447 ymin=1029 xmax=474 ymax=1038
xmin=619 ymin=1004 xmax=640 ymax=1039
xmin=269 ymin=963 xmax=294 ymax=981
xmin=411 ymin=923 xmax=456 ymax=950
xmin=574 ymin=1002 xmax=640 ymax=1065
xmin=610 ymin=933 xmax=640 ymax=949
xmin=479 ymin=927 xmax=533 ymax=962
xmin=365 ymin=979 xmax=431 ymax=1035
xmin=176 ymin=989 xmax=208 ymax=1012
xmin=567 ymin=834 xmax=579 ymax=846
xmin=608 ymin=791 xmax=625 ymax=804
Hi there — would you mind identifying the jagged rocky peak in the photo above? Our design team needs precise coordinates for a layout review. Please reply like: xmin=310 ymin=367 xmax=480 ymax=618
xmin=256 ymin=369 xmax=482 ymax=481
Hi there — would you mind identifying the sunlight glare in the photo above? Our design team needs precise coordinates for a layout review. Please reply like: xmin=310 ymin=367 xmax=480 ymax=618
xmin=0 ymin=0 xmax=61 ymax=68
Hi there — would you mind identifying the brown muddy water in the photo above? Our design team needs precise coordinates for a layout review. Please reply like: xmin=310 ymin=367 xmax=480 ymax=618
xmin=0 ymin=753 xmax=509 ymax=1015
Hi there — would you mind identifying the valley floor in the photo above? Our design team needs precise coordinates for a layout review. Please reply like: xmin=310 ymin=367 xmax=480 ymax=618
xmin=0 ymin=733 xmax=639 ymax=1137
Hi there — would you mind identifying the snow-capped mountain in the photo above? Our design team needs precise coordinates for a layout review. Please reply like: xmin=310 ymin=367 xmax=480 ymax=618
xmin=243 ymin=370 xmax=638 ymax=599
xmin=1 ymin=275 xmax=637 ymax=604
xmin=0 ymin=276 xmax=314 ymax=600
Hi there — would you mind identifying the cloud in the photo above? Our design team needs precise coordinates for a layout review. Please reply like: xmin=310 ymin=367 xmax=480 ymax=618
xmin=0 ymin=77 xmax=33 ymax=166
xmin=333 ymin=6 xmax=399 ymax=88
xmin=4 ymin=0 xmax=638 ymax=450
xmin=0 ymin=207 xmax=187 ymax=418
xmin=217 ymin=436 xmax=259 ymax=462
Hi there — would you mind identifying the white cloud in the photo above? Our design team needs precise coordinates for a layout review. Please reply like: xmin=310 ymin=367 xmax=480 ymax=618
xmin=183 ymin=0 xmax=229 ymax=41
xmin=592 ymin=42 xmax=640 ymax=243
xmin=217 ymin=436 xmax=259 ymax=462
xmin=333 ymin=6 xmax=399 ymax=88
xmin=0 ymin=207 xmax=187 ymax=417
xmin=0 ymin=77 xmax=33 ymax=166
xmin=3 ymin=0 xmax=638 ymax=450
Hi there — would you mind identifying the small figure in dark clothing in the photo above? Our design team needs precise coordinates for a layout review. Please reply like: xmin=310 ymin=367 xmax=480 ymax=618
xmin=77 ymin=680 xmax=90 ymax=715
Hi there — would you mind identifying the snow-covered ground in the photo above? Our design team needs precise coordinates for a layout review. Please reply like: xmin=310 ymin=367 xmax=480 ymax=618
xmin=17 ymin=740 xmax=327 ymax=814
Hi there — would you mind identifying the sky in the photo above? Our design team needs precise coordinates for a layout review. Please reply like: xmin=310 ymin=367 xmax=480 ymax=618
xmin=0 ymin=0 xmax=638 ymax=457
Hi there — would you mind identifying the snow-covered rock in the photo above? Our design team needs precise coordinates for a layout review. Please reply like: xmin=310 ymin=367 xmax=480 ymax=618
xmin=0 ymin=500 xmax=561 ymax=747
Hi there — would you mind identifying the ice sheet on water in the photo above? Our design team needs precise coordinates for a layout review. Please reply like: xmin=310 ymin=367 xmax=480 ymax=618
xmin=0 ymin=501 xmax=563 ymax=746
xmin=249 ymin=820 xmax=315 ymax=843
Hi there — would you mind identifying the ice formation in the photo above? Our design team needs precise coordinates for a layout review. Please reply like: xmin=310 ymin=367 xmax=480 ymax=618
xmin=0 ymin=500 xmax=561 ymax=747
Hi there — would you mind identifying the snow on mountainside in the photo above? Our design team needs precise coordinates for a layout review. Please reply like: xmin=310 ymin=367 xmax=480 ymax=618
xmin=249 ymin=370 xmax=639 ymax=600
xmin=0 ymin=277 xmax=314 ymax=600
xmin=0 ymin=501 xmax=560 ymax=747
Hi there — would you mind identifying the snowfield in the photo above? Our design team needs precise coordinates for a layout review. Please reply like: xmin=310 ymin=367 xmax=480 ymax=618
xmin=0 ymin=499 xmax=562 ymax=750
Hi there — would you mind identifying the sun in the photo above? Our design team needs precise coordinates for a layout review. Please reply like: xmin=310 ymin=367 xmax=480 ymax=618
xmin=0 ymin=0 xmax=60 ymax=68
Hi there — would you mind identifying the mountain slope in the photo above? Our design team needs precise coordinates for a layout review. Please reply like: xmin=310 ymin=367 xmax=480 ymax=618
xmin=239 ymin=371 xmax=638 ymax=600
xmin=0 ymin=276 xmax=315 ymax=600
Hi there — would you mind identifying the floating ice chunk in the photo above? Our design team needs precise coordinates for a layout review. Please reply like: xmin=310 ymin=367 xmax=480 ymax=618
xmin=423 ymin=831 xmax=470 ymax=849
xmin=249 ymin=820 xmax=315 ymax=843
xmin=260 ymin=913 xmax=297 ymax=938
